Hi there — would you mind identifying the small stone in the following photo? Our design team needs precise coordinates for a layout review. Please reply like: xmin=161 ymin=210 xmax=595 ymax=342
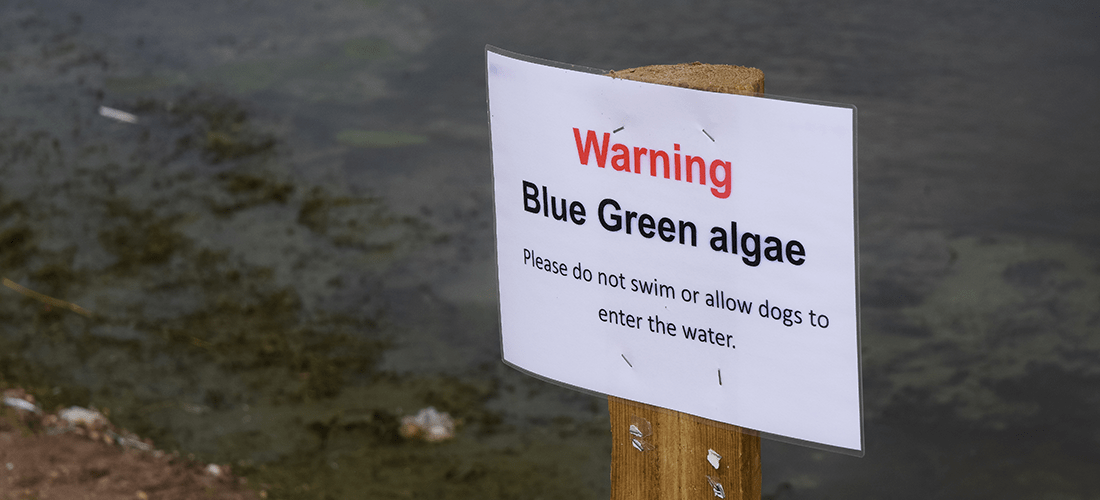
xmin=58 ymin=406 xmax=108 ymax=428
xmin=3 ymin=397 xmax=41 ymax=414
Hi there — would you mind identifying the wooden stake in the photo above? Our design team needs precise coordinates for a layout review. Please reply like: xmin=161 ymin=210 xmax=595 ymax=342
xmin=607 ymin=62 xmax=764 ymax=96
xmin=607 ymin=62 xmax=764 ymax=500
xmin=609 ymin=397 xmax=761 ymax=500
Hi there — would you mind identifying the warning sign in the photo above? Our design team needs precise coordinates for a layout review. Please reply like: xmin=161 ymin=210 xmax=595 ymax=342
xmin=487 ymin=47 xmax=862 ymax=454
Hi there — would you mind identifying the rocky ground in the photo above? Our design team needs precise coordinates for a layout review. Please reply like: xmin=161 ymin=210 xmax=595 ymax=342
xmin=2 ymin=388 xmax=260 ymax=500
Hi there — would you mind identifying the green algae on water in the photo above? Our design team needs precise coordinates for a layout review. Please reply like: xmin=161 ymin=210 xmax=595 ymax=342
xmin=343 ymin=38 xmax=393 ymax=60
xmin=336 ymin=129 xmax=427 ymax=148
xmin=104 ymin=75 xmax=179 ymax=94
xmin=169 ymin=94 xmax=277 ymax=163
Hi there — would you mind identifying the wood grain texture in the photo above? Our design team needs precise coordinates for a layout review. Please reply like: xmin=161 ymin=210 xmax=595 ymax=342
xmin=609 ymin=397 xmax=761 ymax=500
xmin=608 ymin=62 xmax=764 ymax=95
xmin=607 ymin=63 xmax=764 ymax=500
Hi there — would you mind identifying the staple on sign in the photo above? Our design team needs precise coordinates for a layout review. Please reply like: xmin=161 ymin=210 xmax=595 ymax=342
xmin=621 ymin=354 xmax=633 ymax=368
xmin=707 ymin=476 xmax=726 ymax=499
xmin=707 ymin=449 xmax=721 ymax=469
xmin=631 ymin=437 xmax=654 ymax=452
xmin=613 ymin=126 xmax=625 ymax=133
xmin=702 ymin=129 xmax=715 ymax=142
xmin=629 ymin=415 xmax=654 ymax=451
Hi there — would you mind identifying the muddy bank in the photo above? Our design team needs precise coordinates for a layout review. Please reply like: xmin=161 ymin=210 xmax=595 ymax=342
xmin=2 ymin=388 xmax=258 ymax=500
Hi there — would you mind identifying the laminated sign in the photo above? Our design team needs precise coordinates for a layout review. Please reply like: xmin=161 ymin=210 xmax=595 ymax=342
xmin=486 ymin=47 xmax=862 ymax=455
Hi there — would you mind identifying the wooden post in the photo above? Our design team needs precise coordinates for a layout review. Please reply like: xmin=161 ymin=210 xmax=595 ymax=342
xmin=606 ymin=62 xmax=765 ymax=500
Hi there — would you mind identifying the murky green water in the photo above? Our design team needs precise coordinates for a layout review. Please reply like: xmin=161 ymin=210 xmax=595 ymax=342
xmin=2 ymin=0 xmax=1098 ymax=498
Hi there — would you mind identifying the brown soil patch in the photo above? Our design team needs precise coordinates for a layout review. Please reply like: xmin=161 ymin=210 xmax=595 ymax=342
xmin=1 ymin=392 xmax=259 ymax=500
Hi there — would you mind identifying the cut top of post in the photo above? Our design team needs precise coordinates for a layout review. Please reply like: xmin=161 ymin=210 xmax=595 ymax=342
xmin=607 ymin=62 xmax=764 ymax=96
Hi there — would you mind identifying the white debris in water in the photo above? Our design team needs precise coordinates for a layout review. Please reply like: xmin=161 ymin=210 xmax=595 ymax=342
xmin=205 ymin=464 xmax=223 ymax=477
xmin=180 ymin=403 xmax=211 ymax=415
xmin=3 ymin=397 xmax=41 ymax=414
xmin=58 ymin=406 xmax=108 ymax=427
xmin=399 ymin=407 xmax=456 ymax=442
xmin=98 ymin=105 xmax=139 ymax=124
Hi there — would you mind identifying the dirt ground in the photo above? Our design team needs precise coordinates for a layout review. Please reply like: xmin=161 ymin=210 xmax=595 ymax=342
xmin=1 ymin=391 xmax=260 ymax=500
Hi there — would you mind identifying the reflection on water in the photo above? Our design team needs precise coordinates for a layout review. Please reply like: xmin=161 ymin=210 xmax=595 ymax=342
xmin=2 ymin=0 xmax=1098 ymax=498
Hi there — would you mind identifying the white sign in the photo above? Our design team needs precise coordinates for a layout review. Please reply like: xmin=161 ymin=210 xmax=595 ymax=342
xmin=487 ymin=47 xmax=862 ymax=455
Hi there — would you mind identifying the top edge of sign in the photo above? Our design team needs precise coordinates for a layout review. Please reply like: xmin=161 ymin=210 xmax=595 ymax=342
xmin=485 ymin=45 xmax=858 ymax=113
